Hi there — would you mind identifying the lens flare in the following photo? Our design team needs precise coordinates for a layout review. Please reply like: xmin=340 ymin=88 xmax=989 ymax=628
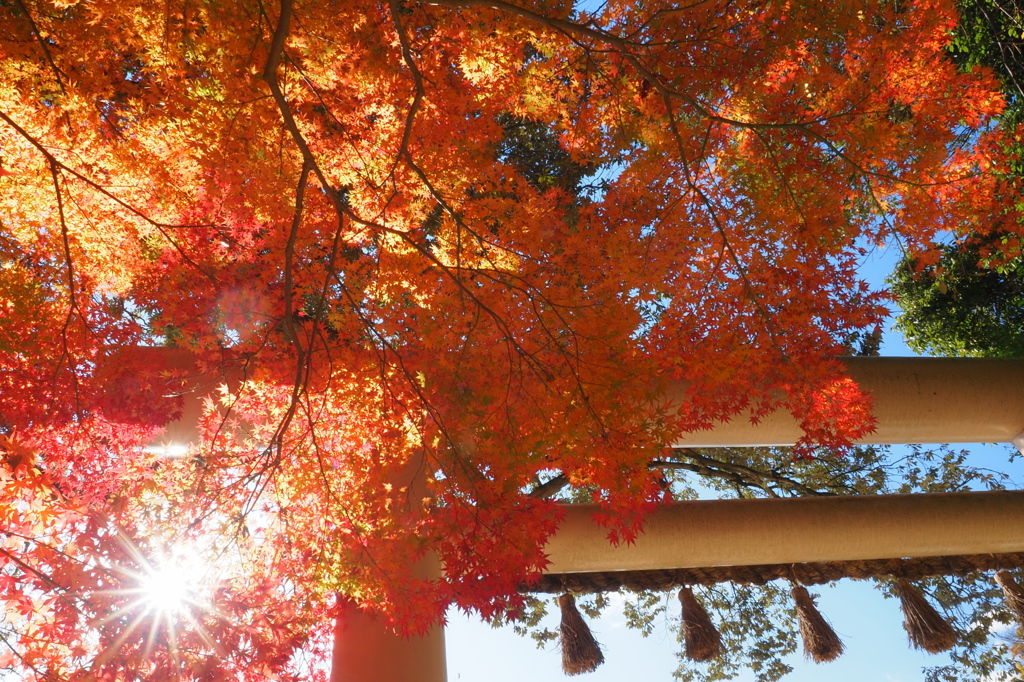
xmin=139 ymin=564 xmax=193 ymax=615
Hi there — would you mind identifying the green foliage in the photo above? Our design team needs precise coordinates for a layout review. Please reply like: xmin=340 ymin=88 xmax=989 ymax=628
xmin=890 ymin=242 xmax=1024 ymax=357
xmin=673 ymin=584 xmax=797 ymax=682
xmin=915 ymin=575 xmax=1021 ymax=682
xmin=947 ymin=0 xmax=1024 ymax=127
xmin=841 ymin=327 xmax=884 ymax=357
xmin=496 ymin=114 xmax=596 ymax=196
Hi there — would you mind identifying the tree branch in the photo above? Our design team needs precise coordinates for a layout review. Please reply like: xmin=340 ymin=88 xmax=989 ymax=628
xmin=529 ymin=473 xmax=569 ymax=499
xmin=526 ymin=449 xmax=829 ymax=500
xmin=662 ymin=448 xmax=829 ymax=497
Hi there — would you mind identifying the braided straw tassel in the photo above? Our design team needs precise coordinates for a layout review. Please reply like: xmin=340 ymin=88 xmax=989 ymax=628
xmin=893 ymin=579 xmax=957 ymax=653
xmin=995 ymin=571 xmax=1024 ymax=626
xmin=557 ymin=594 xmax=605 ymax=675
xmin=678 ymin=585 xmax=723 ymax=662
xmin=790 ymin=584 xmax=845 ymax=663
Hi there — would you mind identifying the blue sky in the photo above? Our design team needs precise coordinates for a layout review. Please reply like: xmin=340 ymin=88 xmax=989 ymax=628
xmin=444 ymin=240 xmax=1022 ymax=681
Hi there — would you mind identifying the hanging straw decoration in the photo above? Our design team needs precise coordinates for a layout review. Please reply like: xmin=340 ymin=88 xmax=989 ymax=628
xmin=557 ymin=593 xmax=605 ymax=675
xmin=893 ymin=578 xmax=957 ymax=653
xmin=790 ymin=584 xmax=845 ymax=663
xmin=678 ymin=585 xmax=723 ymax=662
xmin=995 ymin=571 xmax=1024 ymax=626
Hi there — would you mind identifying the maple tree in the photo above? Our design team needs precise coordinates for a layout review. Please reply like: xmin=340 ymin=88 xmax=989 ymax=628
xmin=1 ymin=0 xmax=1022 ymax=679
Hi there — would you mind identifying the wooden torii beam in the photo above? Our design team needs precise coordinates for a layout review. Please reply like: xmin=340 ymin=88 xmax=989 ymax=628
xmin=546 ymin=491 xmax=1024 ymax=574
xmin=136 ymin=352 xmax=1024 ymax=682
xmin=667 ymin=357 xmax=1024 ymax=448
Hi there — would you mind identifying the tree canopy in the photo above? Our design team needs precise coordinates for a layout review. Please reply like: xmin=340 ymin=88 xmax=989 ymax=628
xmin=1 ymin=0 xmax=1022 ymax=680
xmin=891 ymin=0 xmax=1024 ymax=357
xmin=891 ymin=237 xmax=1024 ymax=356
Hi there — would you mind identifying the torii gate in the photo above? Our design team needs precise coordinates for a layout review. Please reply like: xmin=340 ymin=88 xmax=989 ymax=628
xmin=148 ymin=354 xmax=1024 ymax=682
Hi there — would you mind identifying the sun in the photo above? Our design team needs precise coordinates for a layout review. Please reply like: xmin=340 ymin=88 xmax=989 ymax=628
xmin=139 ymin=564 xmax=194 ymax=615
xmin=124 ymin=548 xmax=211 ymax=621
xmin=85 ymin=548 xmax=215 ymax=663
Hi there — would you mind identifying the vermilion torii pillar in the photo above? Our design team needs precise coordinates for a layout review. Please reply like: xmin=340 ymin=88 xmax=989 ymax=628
xmin=140 ymin=352 xmax=1024 ymax=682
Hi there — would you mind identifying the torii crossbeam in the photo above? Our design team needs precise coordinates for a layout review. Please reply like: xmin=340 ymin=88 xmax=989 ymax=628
xmin=145 ymin=353 xmax=1024 ymax=682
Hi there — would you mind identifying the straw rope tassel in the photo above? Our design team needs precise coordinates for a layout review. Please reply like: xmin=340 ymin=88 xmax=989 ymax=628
xmin=557 ymin=594 xmax=605 ymax=675
xmin=995 ymin=570 xmax=1024 ymax=626
xmin=790 ymin=584 xmax=845 ymax=663
xmin=893 ymin=579 xmax=957 ymax=653
xmin=678 ymin=585 xmax=723 ymax=662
